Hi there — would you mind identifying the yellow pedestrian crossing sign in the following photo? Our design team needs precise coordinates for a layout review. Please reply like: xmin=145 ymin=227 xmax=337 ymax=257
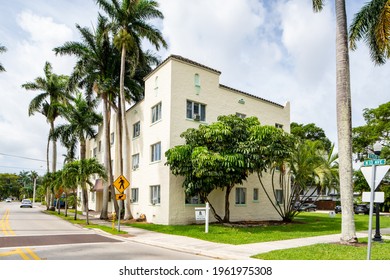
xmin=113 ymin=175 xmax=129 ymax=193
xmin=116 ymin=194 xmax=126 ymax=200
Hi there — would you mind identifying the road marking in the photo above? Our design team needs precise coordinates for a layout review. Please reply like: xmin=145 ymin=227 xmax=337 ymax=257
xmin=0 ymin=248 xmax=41 ymax=260
xmin=0 ymin=209 xmax=15 ymax=236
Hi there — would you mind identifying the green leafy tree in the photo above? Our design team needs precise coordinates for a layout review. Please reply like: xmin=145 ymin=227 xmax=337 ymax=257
xmin=166 ymin=115 xmax=263 ymax=223
xmin=291 ymin=122 xmax=332 ymax=152
xmin=96 ymin=0 xmax=167 ymax=219
xmin=349 ymin=0 xmax=390 ymax=65
xmin=0 ymin=174 xmax=20 ymax=199
xmin=63 ymin=158 xmax=107 ymax=224
xmin=313 ymin=0 xmax=357 ymax=244
xmin=0 ymin=44 xmax=6 ymax=72
xmin=353 ymin=102 xmax=390 ymax=156
xmin=22 ymin=62 xmax=72 ymax=174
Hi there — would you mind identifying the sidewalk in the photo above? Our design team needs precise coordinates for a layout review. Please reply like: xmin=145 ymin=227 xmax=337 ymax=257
xmin=82 ymin=213 xmax=390 ymax=260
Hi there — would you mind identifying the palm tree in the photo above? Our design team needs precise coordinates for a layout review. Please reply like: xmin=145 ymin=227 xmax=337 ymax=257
xmin=63 ymin=158 xmax=107 ymax=224
xmin=22 ymin=62 xmax=71 ymax=174
xmin=51 ymin=92 xmax=103 ymax=216
xmin=30 ymin=171 xmax=38 ymax=206
xmin=313 ymin=1 xmax=357 ymax=243
xmin=96 ymin=0 xmax=167 ymax=219
xmin=0 ymin=44 xmax=6 ymax=72
xmin=54 ymin=15 xmax=122 ymax=219
xmin=349 ymin=0 xmax=390 ymax=65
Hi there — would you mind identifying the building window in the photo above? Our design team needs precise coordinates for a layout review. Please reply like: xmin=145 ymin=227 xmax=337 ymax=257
xmin=186 ymin=100 xmax=206 ymax=121
xmin=110 ymin=132 xmax=115 ymax=145
xmin=236 ymin=113 xmax=246 ymax=119
xmin=131 ymin=188 xmax=139 ymax=203
xmin=275 ymin=123 xmax=283 ymax=129
xmin=253 ymin=188 xmax=259 ymax=201
xmin=235 ymin=187 xmax=246 ymax=205
xmin=132 ymin=153 xmax=139 ymax=170
xmin=275 ymin=189 xmax=284 ymax=204
xmin=194 ymin=73 xmax=200 ymax=94
xmin=154 ymin=76 xmax=158 ymax=96
xmin=93 ymin=148 xmax=97 ymax=158
xmin=151 ymin=102 xmax=162 ymax=123
xmin=151 ymin=142 xmax=161 ymax=162
xmin=185 ymin=193 xmax=205 ymax=205
xmin=150 ymin=185 xmax=161 ymax=205
xmin=98 ymin=141 xmax=102 ymax=152
xmin=133 ymin=121 xmax=140 ymax=138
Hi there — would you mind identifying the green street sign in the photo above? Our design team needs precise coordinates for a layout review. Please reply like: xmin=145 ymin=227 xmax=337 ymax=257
xmin=363 ymin=159 xmax=386 ymax=166
xmin=368 ymin=153 xmax=380 ymax=159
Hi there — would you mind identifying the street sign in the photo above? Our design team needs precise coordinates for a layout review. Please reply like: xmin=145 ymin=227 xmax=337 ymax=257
xmin=113 ymin=175 xmax=130 ymax=193
xmin=364 ymin=159 xmax=386 ymax=166
xmin=115 ymin=194 xmax=126 ymax=200
xmin=361 ymin=165 xmax=390 ymax=190
xmin=362 ymin=192 xmax=384 ymax=203
xmin=195 ymin=210 xmax=206 ymax=221
xmin=368 ymin=153 xmax=380 ymax=159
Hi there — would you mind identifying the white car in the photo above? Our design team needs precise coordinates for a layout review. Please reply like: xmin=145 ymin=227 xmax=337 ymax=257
xmin=20 ymin=199 xmax=32 ymax=208
xmin=5 ymin=198 xmax=12 ymax=203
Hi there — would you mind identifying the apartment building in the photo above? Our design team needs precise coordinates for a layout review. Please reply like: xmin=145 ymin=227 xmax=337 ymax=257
xmin=86 ymin=54 xmax=290 ymax=225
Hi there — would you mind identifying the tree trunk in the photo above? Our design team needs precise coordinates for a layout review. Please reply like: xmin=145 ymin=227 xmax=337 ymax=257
xmin=119 ymin=45 xmax=133 ymax=220
xmin=335 ymin=0 xmax=357 ymax=243
xmin=205 ymin=197 xmax=223 ymax=223
xmin=100 ymin=97 xmax=111 ymax=219
xmin=223 ymin=186 xmax=233 ymax=223
xmin=50 ymin=121 xmax=57 ymax=173
xmin=80 ymin=138 xmax=89 ymax=224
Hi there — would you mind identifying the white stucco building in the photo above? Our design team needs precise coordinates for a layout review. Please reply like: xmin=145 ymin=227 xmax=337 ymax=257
xmin=86 ymin=54 xmax=290 ymax=225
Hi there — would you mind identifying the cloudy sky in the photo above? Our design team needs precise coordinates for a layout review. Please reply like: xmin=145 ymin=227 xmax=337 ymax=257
xmin=0 ymin=0 xmax=389 ymax=175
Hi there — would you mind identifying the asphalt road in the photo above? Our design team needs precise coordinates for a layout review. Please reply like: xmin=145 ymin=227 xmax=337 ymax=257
xmin=0 ymin=201 xmax=211 ymax=260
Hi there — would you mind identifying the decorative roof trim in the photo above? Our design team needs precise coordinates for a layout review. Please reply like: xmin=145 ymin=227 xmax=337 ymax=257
xmin=219 ymin=84 xmax=285 ymax=108
xmin=143 ymin=54 xmax=221 ymax=81
xmin=144 ymin=54 xmax=285 ymax=108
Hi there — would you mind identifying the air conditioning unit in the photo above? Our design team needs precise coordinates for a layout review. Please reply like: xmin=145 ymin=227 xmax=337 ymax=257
xmin=193 ymin=114 xmax=200 ymax=121
xmin=132 ymin=164 xmax=139 ymax=170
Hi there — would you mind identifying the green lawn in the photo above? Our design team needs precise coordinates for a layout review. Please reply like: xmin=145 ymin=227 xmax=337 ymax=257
xmin=253 ymin=238 xmax=390 ymax=260
xmin=127 ymin=213 xmax=390 ymax=245
xmin=45 ymin=210 xmax=127 ymax=235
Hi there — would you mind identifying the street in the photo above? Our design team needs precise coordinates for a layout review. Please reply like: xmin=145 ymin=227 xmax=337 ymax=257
xmin=0 ymin=201 xmax=211 ymax=260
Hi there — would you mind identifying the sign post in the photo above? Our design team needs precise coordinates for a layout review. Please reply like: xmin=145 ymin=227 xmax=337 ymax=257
xmin=195 ymin=202 xmax=210 ymax=233
xmin=361 ymin=158 xmax=389 ymax=260
xmin=113 ymin=175 xmax=130 ymax=232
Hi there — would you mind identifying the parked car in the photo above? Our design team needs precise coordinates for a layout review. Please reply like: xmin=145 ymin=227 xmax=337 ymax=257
xmin=5 ymin=198 xmax=12 ymax=203
xmin=20 ymin=199 xmax=32 ymax=208
xmin=335 ymin=205 xmax=342 ymax=214
xmin=354 ymin=204 xmax=369 ymax=215
xmin=297 ymin=203 xmax=317 ymax=212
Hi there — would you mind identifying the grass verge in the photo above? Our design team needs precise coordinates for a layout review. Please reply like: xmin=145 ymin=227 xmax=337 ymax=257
xmin=44 ymin=210 xmax=127 ymax=235
xmin=125 ymin=213 xmax=390 ymax=245
xmin=252 ymin=238 xmax=390 ymax=260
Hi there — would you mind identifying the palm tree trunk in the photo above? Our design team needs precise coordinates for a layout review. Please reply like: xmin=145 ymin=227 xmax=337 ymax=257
xmin=335 ymin=0 xmax=357 ymax=243
xmin=80 ymin=139 xmax=90 ymax=224
xmin=50 ymin=121 xmax=57 ymax=173
xmin=119 ymin=45 xmax=133 ymax=220
xmin=100 ymin=97 xmax=111 ymax=219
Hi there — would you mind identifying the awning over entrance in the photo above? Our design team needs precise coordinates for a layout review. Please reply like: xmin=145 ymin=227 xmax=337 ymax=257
xmin=93 ymin=179 xmax=104 ymax=192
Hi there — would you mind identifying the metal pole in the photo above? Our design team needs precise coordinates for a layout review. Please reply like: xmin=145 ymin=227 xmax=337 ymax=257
xmin=205 ymin=202 xmax=209 ymax=233
xmin=373 ymin=203 xmax=382 ymax=242
xmin=117 ymin=203 xmax=121 ymax=232
xmin=32 ymin=177 xmax=36 ymax=207
xmin=367 ymin=163 xmax=376 ymax=260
